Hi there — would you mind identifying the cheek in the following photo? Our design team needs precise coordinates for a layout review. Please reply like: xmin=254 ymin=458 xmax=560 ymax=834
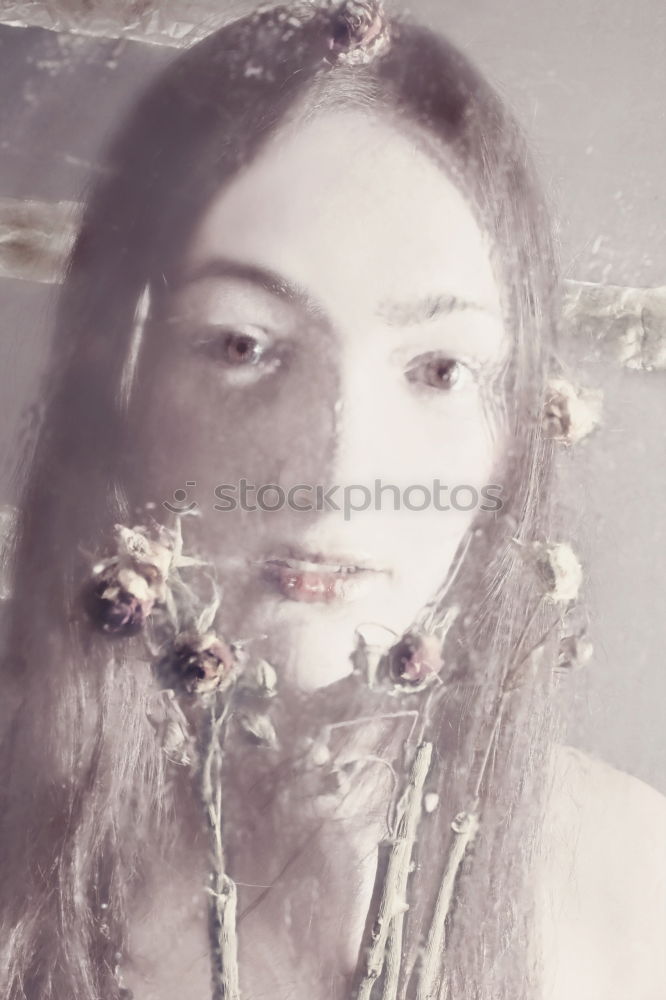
xmin=371 ymin=392 xmax=504 ymax=574
xmin=391 ymin=389 xmax=503 ymax=488
xmin=130 ymin=344 xmax=339 ymax=503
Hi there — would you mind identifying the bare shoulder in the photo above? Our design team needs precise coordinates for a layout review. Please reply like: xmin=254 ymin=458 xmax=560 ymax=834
xmin=536 ymin=744 xmax=666 ymax=1000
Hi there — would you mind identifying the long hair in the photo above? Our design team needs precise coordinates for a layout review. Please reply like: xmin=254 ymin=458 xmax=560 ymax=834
xmin=0 ymin=4 xmax=564 ymax=998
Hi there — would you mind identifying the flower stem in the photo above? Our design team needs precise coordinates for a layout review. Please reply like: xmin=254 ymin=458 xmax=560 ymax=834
xmin=381 ymin=907 xmax=405 ymax=1000
xmin=415 ymin=810 xmax=480 ymax=1000
xmin=356 ymin=740 xmax=432 ymax=1000
xmin=200 ymin=696 xmax=240 ymax=1000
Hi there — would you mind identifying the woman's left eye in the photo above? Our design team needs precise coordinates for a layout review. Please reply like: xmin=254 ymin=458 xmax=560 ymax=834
xmin=405 ymin=353 xmax=474 ymax=392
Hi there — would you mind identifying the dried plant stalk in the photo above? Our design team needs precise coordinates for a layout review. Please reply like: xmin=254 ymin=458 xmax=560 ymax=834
xmin=200 ymin=696 xmax=241 ymax=1000
xmin=415 ymin=810 xmax=479 ymax=1000
xmin=381 ymin=911 xmax=404 ymax=1000
xmin=356 ymin=740 xmax=433 ymax=1000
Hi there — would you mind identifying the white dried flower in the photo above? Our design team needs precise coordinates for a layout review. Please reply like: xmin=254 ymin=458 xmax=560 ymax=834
xmin=113 ymin=523 xmax=175 ymax=603
xmin=557 ymin=633 xmax=594 ymax=672
xmin=514 ymin=539 xmax=583 ymax=603
xmin=543 ymin=377 xmax=602 ymax=445
xmin=85 ymin=522 xmax=178 ymax=635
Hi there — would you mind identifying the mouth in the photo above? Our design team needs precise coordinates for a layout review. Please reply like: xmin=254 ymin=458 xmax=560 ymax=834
xmin=260 ymin=547 xmax=390 ymax=604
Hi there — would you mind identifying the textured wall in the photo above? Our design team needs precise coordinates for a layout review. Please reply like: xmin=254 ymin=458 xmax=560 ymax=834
xmin=0 ymin=0 xmax=664 ymax=790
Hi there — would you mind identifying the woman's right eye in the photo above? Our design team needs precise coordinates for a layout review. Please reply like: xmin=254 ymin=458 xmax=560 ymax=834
xmin=193 ymin=327 xmax=268 ymax=366
xmin=184 ymin=324 xmax=285 ymax=386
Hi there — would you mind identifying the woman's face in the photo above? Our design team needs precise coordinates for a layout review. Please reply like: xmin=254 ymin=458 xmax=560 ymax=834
xmin=136 ymin=107 xmax=509 ymax=691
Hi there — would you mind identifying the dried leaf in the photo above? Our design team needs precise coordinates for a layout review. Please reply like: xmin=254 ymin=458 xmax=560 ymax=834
xmin=236 ymin=710 xmax=278 ymax=748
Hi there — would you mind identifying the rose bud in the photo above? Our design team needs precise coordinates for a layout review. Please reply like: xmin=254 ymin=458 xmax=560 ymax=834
xmin=83 ymin=562 xmax=156 ymax=636
xmin=158 ymin=630 xmax=236 ymax=697
xmin=327 ymin=0 xmax=390 ymax=66
xmin=387 ymin=631 xmax=443 ymax=687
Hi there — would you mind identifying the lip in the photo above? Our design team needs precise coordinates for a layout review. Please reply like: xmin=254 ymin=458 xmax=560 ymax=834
xmin=264 ymin=544 xmax=390 ymax=574
xmin=260 ymin=546 xmax=390 ymax=604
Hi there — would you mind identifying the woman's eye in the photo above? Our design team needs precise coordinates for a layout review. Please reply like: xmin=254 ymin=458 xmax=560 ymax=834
xmin=194 ymin=328 xmax=267 ymax=366
xmin=405 ymin=353 xmax=473 ymax=392
xmin=186 ymin=324 xmax=285 ymax=386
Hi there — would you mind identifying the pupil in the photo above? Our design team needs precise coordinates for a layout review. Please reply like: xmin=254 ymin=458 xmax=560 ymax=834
xmin=229 ymin=335 xmax=257 ymax=363
xmin=433 ymin=360 xmax=456 ymax=383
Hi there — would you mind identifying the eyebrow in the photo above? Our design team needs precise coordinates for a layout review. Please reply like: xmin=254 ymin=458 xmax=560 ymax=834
xmin=376 ymin=293 xmax=499 ymax=326
xmin=174 ymin=256 xmax=501 ymax=327
xmin=173 ymin=257 xmax=325 ymax=318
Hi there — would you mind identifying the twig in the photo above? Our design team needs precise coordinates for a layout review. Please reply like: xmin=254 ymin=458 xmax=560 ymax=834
xmin=381 ymin=909 xmax=405 ymax=1000
xmin=356 ymin=741 xmax=433 ymax=1000
xmin=415 ymin=810 xmax=480 ymax=1000
xmin=200 ymin=695 xmax=241 ymax=1000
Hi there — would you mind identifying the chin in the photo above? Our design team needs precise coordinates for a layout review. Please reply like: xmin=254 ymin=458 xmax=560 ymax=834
xmin=257 ymin=590 xmax=425 ymax=694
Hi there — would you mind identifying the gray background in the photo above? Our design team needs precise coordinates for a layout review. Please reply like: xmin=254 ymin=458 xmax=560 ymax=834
xmin=0 ymin=0 xmax=664 ymax=791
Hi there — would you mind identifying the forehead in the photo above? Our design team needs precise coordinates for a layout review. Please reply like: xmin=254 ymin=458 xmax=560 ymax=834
xmin=178 ymin=108 xmax=502 ymax=318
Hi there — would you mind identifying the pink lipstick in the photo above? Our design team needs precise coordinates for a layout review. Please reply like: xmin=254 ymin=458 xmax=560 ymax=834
xmin=261 ymin=551 xmax=388 ymax=604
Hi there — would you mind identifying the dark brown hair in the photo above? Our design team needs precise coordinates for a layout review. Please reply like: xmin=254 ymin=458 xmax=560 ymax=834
xmin=0 ymin=4 xmax=563 ymax=997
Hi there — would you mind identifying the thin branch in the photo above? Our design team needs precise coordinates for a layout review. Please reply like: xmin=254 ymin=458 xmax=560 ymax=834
xmin=355 ymin=741 xmax=433 ymax=1000
xmin=381 ymin=910 xmax=405 ymax=1000
xmin=200 ymin=696 xmax=240 ymax=1000
xmin=415 ymin=811 xmax=480 ymax=1000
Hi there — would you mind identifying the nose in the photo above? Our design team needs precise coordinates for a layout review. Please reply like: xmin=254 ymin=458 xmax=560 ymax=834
xmin=264 ymin=342 xmax=387 ymax=491
xmin=325 ymin=358 xmax=391 ymax=488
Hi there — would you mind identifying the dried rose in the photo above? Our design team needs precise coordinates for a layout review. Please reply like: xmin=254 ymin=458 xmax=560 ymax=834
xmin=327 ymin=0 xmax=390 ymax=66
xmin=84 ymin=522 xmax=176 ymax=635
xmin=543 ymin=377 xmax=602 ymax=445
xmin=157 ymin=630 xmax=236 ymax=697
xmin=387 ymin=631 xmax=443 ymax=687
xmin=84 ymin=561 xmax=156 ymax=636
